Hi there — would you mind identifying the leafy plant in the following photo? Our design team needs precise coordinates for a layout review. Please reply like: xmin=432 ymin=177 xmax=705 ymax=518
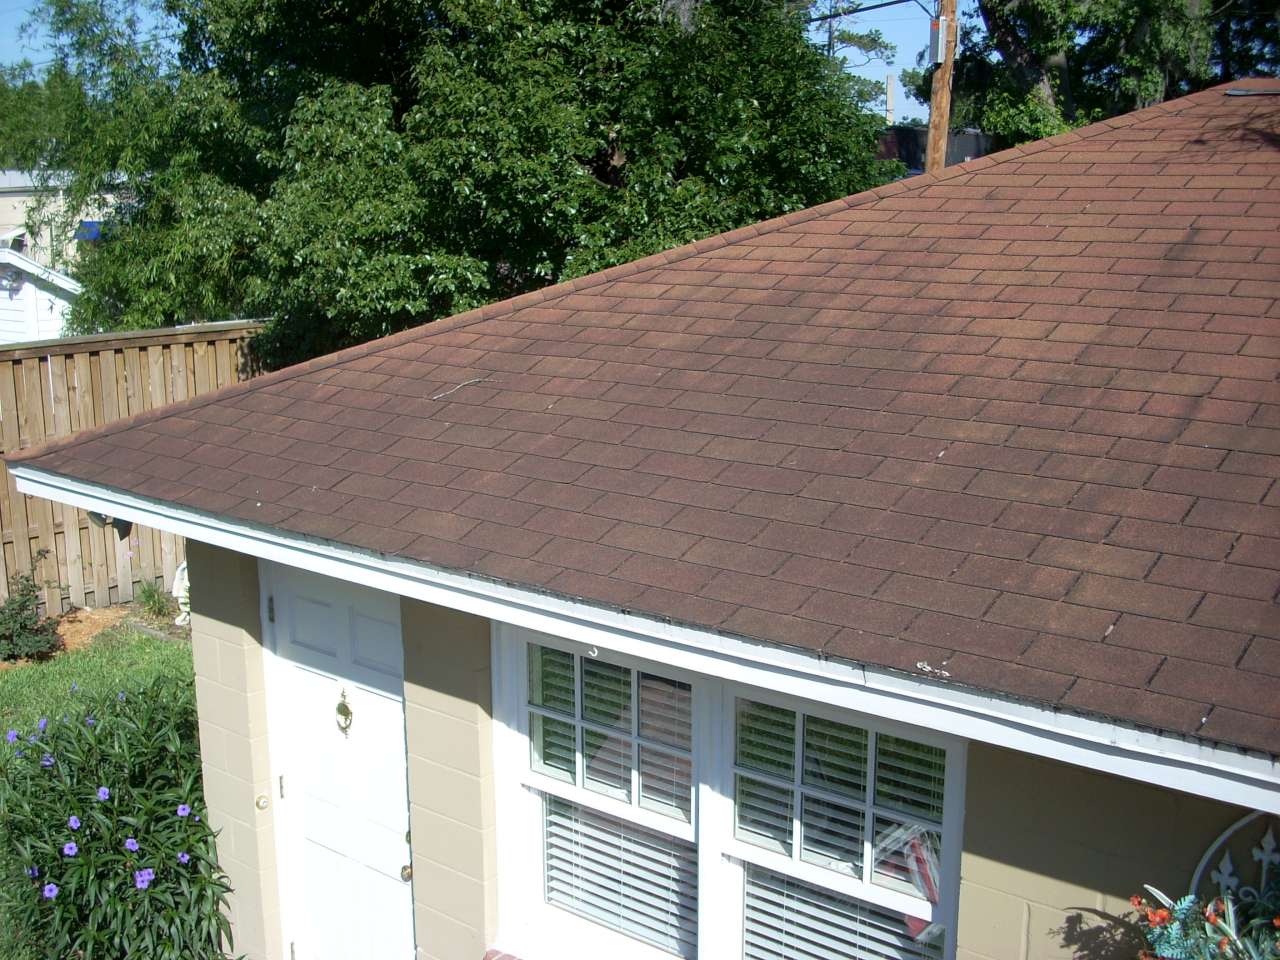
xmin=0 ymin=551 xmax=61 ymax=662
xmin=0 ymin=677 xmax=235 ymax=959
xmin=135 ymin=580 xmax=175 ymax=621
xmin=1132 ymin=884 xmax=1280 ymax=959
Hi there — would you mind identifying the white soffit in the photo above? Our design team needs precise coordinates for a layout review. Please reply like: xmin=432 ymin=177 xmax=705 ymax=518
xmin=13 ymin=464 xmax=1280 ymax=815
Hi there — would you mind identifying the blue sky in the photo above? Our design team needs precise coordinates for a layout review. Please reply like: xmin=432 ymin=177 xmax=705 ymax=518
xmin=1 ymin=0 xmax=972 ymax=123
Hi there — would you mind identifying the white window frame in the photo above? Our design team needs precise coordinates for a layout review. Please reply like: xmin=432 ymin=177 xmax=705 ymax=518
xmin=492 ymin=623 xmax=967 ymax=960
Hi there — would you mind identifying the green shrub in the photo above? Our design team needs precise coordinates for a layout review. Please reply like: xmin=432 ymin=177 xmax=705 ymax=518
xmin=1132 ymin=884 xmax=1280 ymax=959
xmin=135 ymin=580 xmax=175 ymax=621
xmin=0 ymin=677 xmax=235 ymax=959
xmin=0 ymin=552 xmax=60 ymax=662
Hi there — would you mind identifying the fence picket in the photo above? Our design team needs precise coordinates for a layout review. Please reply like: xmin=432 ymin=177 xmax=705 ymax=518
xmin=0 ymin=322 xmax=260 ymax=613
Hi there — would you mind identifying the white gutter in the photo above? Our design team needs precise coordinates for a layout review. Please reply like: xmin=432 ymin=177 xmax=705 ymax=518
xmin=13 ymin=463 xmax=1280 ymax=814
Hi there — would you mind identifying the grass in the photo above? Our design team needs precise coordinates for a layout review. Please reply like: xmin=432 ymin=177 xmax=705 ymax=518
xmin=0 ymin=627 xmax=193 ymax=732
xmin=0 ymin=626 xmax=193 ymax=958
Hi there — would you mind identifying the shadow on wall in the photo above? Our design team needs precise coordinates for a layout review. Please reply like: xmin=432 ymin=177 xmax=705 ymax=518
xmin=959 ymin=744 xmax=1247 ymax=960
xmin=1055 ymin=908 xmax=1148 ymax=960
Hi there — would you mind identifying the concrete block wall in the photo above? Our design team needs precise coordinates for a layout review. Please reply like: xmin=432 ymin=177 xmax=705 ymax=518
xmin=956 ymin=743 xmax=1244 ymax=960
xmin=187 ymin=541 xmax=282 ymax=960
xmin=401 ymin=597 xmax=499 ymax=960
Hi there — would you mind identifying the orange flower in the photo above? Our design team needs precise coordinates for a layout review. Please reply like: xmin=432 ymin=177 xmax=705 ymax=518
xmin=1217 ymin=936 xmax=1229 ymax=953
xmin=1272 ymin=916 xmax=1280 ymax=928
xmin=1131 ymin=895 xmax=1144 ymax=909
xmin=1206 ymin=909 xmax=1219 ymax=925
xmin=1148 ymin=908 xmax=1172 ymax=926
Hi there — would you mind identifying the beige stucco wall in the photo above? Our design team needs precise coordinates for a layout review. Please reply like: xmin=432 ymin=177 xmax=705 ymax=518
xmin=957 ymin=742 xmax=1245 ymax=960
xmin=187 ymin=541 xmax=282 ymax=960
xmin=401 ymin=597 xmax=499 ymax=960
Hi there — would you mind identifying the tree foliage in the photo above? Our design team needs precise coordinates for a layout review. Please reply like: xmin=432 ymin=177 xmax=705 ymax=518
xmin=13 ymin=0 xmax=899 ymax=367
xmin=901 ymin=0 xmax=1279 ymax=148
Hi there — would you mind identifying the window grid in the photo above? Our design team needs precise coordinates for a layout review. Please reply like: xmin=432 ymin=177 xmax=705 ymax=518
xmin=731 ymin=698 xmax=944 ymax=909
xmin=526 ymin=645 xmax=696 ymax=830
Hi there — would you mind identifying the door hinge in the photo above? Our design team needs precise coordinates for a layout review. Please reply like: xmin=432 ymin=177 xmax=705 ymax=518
xmin=267 ymin=596 xmax=275 ymax=623
xmin=279 ymin=775 xmax=285 ymax=799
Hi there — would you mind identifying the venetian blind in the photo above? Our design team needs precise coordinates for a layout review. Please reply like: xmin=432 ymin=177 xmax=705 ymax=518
xmin=744 ymin=867 xmax=943 ymax=960
xmin=544 ymin=796 xmax=699 ymax=958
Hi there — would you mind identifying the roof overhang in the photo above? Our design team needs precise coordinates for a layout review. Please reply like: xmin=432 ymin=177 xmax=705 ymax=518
xmin=13 ymin=462 xmax=1280 ymax=814
xmin=0 ymin=248 xmax=82 ymax=296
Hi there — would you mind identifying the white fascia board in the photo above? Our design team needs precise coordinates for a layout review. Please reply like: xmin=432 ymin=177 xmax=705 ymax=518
xmin=13 ymin=464 xmax=1280 ymax=814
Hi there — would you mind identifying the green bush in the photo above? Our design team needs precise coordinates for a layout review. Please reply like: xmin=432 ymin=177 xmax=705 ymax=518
xmin=135 ymin=580 xmax=175 ymax=621
xmin=0 ymin=552 xmax=60 ymax=662
xmin=1132 ymin=884 xmax=1280 ymax=959
xmin=0 ymin=677 xmax=235 ymax=959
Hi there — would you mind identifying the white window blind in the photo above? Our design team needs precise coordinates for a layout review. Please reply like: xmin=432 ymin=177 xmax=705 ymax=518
xmin=544 ymin=796 xmax=698 ymax=959
xmin=744 ymin=867 xmax=943 ymax=960
xmin=734 ymin=697 xmax=947 ymax=907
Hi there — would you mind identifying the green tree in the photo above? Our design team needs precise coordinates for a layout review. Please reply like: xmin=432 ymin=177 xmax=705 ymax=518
xmin=17 ymin=0 xmax=900 ymax=367
xmin=901 ymin=0 xmax=1278 ymax=148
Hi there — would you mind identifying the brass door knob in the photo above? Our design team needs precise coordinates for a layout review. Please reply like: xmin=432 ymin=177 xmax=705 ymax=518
xmin=335 ymin=690 xmax=353 ymax=735
xmin=400 ymin=864 xmax=413 ymax=883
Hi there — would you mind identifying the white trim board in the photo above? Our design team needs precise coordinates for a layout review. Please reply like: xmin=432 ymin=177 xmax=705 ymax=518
xmin=13 ymin=464 xmax=1280 ymax=815
xmin=0 ymin=248 xmax=82 ymax=295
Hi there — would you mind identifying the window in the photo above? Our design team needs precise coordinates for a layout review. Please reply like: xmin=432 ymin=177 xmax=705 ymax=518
xmin=497 ymin=631 xmax=962 ymax=960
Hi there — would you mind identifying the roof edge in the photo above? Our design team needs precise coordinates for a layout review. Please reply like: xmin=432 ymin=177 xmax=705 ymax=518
xmin=13 ymin=461 xmax=1280 ymax=814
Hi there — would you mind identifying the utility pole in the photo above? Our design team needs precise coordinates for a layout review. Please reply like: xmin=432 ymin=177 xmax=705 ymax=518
xmin=925 ymin=0 xmax=957 ymax=174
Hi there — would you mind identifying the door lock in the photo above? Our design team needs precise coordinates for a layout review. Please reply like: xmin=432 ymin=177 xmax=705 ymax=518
xmin=400 ymin=864 xmax=413 ymax=883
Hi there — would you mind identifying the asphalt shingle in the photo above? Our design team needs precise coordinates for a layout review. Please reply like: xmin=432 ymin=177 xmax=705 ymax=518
xmin=12 ymin=80 xmax=1280 ymax=754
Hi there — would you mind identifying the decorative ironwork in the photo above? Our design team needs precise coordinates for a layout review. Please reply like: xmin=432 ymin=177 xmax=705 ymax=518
xmin=1192 ymin=811 xmax=1278 ymax=904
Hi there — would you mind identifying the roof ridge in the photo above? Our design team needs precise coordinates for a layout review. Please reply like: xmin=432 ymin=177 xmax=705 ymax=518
xmin=6 ymin=79 xmax=1239 ymax=466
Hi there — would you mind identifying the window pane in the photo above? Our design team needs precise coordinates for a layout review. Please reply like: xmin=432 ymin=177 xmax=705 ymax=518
xmin=544 ymin=796 xmax=698 ymax=958
xmin=875 ymin=735 xmax=946 ymax=823
xmin=640 ymin=747 xmax=693 ymax=822
xmin=736 ymin=699 xmax=796 ymax=778
xmin=583 ymin=727 xmax=632 ymax=802
xmin=639 ymin=674 xmax=692 ymax=750
xmin=582 ymin=659 xmax=632 ymax=731
xmin=744 ymin=866 xmax=942 ymax=960
xmin=872 ymin=815 xmax=943 ymax=901
xmin=529 ymin=645 xmax=575 ymax=716
xmin=735 ymin=775 xmax=794 ymax=855
xmin=530 ymin=713 xmax=575 ymax=782
xmin=800 ymin=794 xmax=864 ymax=877
xmin=803 ymin=715 xmax=867 ymax=801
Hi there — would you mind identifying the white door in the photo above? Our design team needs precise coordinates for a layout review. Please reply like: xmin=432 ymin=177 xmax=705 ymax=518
xmin=261 ymin=562 xmax=416 ymax=960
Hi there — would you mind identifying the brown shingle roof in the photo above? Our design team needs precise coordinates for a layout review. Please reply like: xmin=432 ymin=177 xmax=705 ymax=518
xmin=14 ymin=80 xmax=1280 ymax=754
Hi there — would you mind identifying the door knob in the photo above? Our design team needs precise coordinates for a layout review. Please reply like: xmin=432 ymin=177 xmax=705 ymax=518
xmin=401 ymin=864 xmax=413 ymax=883
xmin=335 ymin=690 xmax=353 ymax=736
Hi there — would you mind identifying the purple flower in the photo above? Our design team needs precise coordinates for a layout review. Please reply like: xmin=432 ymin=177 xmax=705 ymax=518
xmin=193 ymin=815 xmax=200 ymax=823
xmin=27 ymin=735 xmax=36 ymax=743
xmin=133 ymin=870 xmax=151 ymax=890
xmin=40 ymin=754 xmax=54 ymax=768
xmin=4 ymin=730 xmax=16 ymax=744
xmin=70 ymin=682 xmax=78 ymax=692
xmin=62 ymin=842 xmax=77 ymax=857
xmin=177 ymin=852 xmax=190 ymax=865
xmin=125 ymin=838 xmax=139 ymax=852
xmin=37 ymin=718 xmax=47 ymax=733
xmin=68 ymin=816 xmax=80 ymax=831
xmin=176 ymin=804 xmax=191 ymax=818
xmin=42 ymin=883 xmax=58 ymax=900
xmin=96 ymin=787 xmax=110 ymax=802
xmin=85 ymin=716 xmax=96 ymax=728
xmin=117 ymin=692 xmax=126 ymax=702
xmin=25 ymin=866 xmax=38 ymax=879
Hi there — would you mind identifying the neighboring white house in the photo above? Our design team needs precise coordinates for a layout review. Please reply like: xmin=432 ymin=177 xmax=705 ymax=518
xmin=0 ymin=246 xmax=81 ymax=344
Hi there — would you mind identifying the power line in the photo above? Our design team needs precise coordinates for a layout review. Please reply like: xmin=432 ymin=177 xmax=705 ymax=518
xmin=807 ymin=0 xmax=934 ymax=24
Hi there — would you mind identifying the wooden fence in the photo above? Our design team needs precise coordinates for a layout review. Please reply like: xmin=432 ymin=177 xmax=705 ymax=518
xmin=0 ymin=321 xmax=262 ymax=614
